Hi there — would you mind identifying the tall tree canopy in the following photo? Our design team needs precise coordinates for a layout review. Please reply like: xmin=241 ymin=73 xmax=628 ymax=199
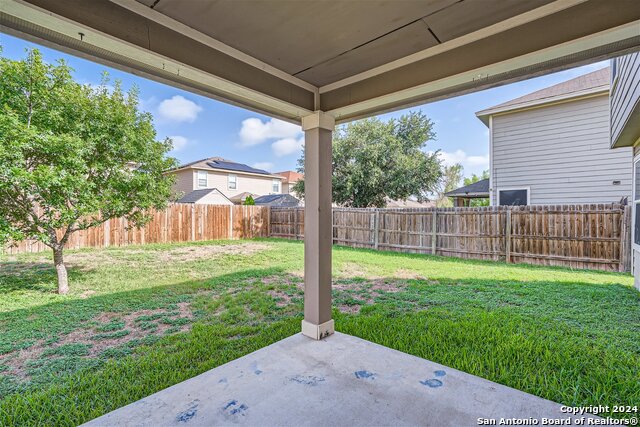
xmin=293 ymin=111 xmax=441 ymax=208
xmin=0 ymin=48 xmax=177 ymax=294
xmin=435 ymin=163 xmax=463 ymax=207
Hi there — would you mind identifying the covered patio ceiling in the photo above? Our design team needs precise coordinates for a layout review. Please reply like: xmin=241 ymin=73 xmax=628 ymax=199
xmin=1 ymin=0 xmax=639 ymax=124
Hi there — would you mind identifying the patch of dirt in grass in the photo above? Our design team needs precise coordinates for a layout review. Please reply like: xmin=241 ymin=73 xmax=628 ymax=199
xmin=64 ymin=242 xmax=271 ymax=268
xmin=0 ymin=304 xmax=195 ymax=381
xmin=338 ymin=262 xmax=378 ymax=278
xmin=394 ymin=268 xmax=426 ymax=280
xmin=333 ymin=279 xmax=409 ymax=313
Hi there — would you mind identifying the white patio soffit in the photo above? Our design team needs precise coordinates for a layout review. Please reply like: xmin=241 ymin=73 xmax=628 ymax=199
xmin=1 ymin=0 xmax=639 ymax=124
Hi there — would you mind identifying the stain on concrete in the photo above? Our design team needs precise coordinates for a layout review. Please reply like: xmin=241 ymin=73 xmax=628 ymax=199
xmin=176 ymin=400 xmax=199 ymax=423
xmin=420 ymin=378 xmax=443 ymax=388
xmin=218 ymin=377 xmax=228 ymax=384
xmin=254 ymin=369 xmax=263 ymax=375
xmin=289 ymin=375 xmax=326 ymax=386
xmin=434 ymin=370 xmax=446 ymax=377
xmin=354 ymin=370 xmax=376 ymax=379
xmin=222 ymin=400 xmax=248 ymax=417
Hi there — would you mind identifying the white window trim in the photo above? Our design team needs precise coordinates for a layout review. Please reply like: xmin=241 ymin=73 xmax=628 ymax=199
xmin=272 ymin=179 xmax=281 ymax=194
xmin=632 ymin=155 xmax=640 ymax=253
xmin=497 ymin=186 xmax=530 ymax=206
xmin=228 ymin=173 xmax=237 ymax=190
xmin=197 ymin=171 xmax=207 ymax=188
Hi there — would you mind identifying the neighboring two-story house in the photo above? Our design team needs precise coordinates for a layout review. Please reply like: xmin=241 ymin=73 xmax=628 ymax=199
xmin=474 ymin=67 xmax=633 ymax=206
xmin=610 ymin=52 xmax=640 ymax=290
xmin=275 ymin=170 xmax=304 ymax=199
xmin=167 ymin=157 xmax=284 ymax=202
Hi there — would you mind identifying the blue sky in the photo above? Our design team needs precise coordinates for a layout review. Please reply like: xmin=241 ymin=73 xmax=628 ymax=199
xmin=1 ymin=31 xmax=608 ymax=179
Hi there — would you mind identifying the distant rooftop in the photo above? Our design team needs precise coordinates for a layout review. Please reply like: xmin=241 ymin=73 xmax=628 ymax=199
xmin=175 ymin=188 xmax=230 ymax=204
xmin=254 ymin=194 xmax=301 ymax=207
xmin=276 ymin=170 xmax=304 ymax=183
xmin=476 ymin=67 xmax=610 ymax=124
xmin=445 ymin=178 xmax=490 ymax=198
xmin=172 ymin=157 xmax=280 ymax=178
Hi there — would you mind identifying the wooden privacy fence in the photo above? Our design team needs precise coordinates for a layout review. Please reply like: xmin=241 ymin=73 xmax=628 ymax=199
xmin=270 ymin=204 xmax=631 ymax=272
xmin=5 ymin=204 xmax=270 ymax=254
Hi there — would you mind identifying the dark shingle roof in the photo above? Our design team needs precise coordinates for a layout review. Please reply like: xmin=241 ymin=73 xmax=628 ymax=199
xmin=170 ymin=156 xmax=281 ymax=178
xmin=445 ymin=178 xmax=490 ymax=197
xmin=206 ymin=160 xmax=271 ymax=175
xmin=254 ymin=194 xmax=301 ymax=207
xmin=176 ymin=188 xmax=227 ymax=203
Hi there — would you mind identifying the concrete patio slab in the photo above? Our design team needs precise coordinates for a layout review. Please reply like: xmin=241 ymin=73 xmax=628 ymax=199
xmin=84 ymin=332 xmax=596 ymax=427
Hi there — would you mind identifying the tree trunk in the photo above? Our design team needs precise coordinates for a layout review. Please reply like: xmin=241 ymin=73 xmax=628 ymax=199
xmin=53 ymin=247 xmax=69 ymax=295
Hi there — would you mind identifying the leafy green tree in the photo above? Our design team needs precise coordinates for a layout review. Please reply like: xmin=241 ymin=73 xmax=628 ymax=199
xmin=435 ymin=163 xmax=463 ymax=207
xmin=463 ymin=169 xmax=490 ymax=207
xmin=243 ymin=195 xmax=255 ymax=205
xmin=0 ymin=48 xmax=177 ymax=294
xmin=293 ymin=111 xmax=441 ymax=208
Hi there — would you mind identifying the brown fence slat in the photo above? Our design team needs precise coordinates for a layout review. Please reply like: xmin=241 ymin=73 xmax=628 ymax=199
xmin=270 ymin=204 xmax=630 ymax=272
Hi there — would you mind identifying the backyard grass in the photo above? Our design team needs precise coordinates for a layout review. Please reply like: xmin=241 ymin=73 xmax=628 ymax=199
xmin=0 ymin=238 xmax=638 ymax=426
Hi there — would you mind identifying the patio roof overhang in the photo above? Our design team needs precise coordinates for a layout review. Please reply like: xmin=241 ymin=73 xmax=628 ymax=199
xmin=1 ymin=0 xmax=639 ymax=124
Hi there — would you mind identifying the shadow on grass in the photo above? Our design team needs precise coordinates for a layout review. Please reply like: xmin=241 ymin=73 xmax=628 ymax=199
xmin=0 ymin=261 xmax=93 ymax=294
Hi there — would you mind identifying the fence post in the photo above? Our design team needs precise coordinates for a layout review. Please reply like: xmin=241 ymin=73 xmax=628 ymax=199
xmin=374 ymin=209 xmax=380 ymax=250
xmin=505 ymin=209 xmax=512 ymax=263
xmin=295 ymin=208 xmax=299 ymax=240
xmin=431 ymin=210 xmax=437 ymax=255
xmin=229 ymin=205 xmax=234 ymax=240
xmin=620 ymin=205 xmax=631 ymax=272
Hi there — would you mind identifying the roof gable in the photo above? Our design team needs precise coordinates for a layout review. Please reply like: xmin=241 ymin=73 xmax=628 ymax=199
xmin=476 ymin=67 xmax=610 ymax=124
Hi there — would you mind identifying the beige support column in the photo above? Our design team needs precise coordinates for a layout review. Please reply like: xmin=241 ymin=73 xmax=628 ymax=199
xmin=301 ymin=111 xmax=335 ymax=340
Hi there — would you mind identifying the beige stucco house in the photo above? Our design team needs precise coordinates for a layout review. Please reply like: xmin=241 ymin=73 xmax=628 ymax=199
xmin=167 ymin=157 xmax=284 ymax=202
xmin=477 ymin=67 xmax=633 ymax=206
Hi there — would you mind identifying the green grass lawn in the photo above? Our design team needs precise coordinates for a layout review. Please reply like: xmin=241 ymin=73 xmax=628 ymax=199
xmin=0 ymin=238 xmax=638 ymax=426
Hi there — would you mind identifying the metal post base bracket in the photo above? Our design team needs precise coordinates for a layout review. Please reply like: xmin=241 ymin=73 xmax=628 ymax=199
xmin=301 ymin=319 xmax=335 ymax=340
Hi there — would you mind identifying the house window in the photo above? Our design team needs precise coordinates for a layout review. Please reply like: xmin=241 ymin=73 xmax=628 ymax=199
xmin=498 ymin=188 xmax=529 ymax=206
xmin=228 ymin=174 xmax=237 ymax=190
xmin=197 ymin=171 xmax=207 ymax=188
xmin=272 ymin=179 xmax=280 ymax=193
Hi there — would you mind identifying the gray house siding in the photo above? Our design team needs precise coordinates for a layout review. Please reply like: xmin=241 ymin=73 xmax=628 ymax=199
xmin=611 ymin=52 xmax=640 ymax=148
xmin=491 ymin=94 xmax=632 ymax=205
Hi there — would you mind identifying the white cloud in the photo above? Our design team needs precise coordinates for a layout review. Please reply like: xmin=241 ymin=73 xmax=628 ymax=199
xmin=252 ymin=162 xmax=274 ymax=171
xmin=239 ymin=117 xmax=302 ymax=147
xmin=438 ymin=149 xmax=489 ymax=170
xmin=272 ymin=137 xmax=304 ymax=157
xmin=158 ymin=95 xmax=202 ymax=123
xmin=169 ymin=135 xmax=189 ymax=151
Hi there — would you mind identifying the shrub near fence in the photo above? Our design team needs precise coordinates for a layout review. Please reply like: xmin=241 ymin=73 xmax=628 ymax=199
xmin=270 ymin=204 xmax=631 ymax=272
xmin=4 ymin=204 xmax=270 ymax=254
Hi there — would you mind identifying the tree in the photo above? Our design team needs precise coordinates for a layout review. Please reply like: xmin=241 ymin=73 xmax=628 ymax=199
xmin=243 ymin=195 xmax=255 ymax=205
xmin=293 ymin=111 xmax=441 ymax=208
xmin=0 ymin=48 xmax=177 ymax=294
xmin=435 ymin=163 xmax=463 ymax=207
xmin=463 ymin=170 xmax=490 ymax=207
